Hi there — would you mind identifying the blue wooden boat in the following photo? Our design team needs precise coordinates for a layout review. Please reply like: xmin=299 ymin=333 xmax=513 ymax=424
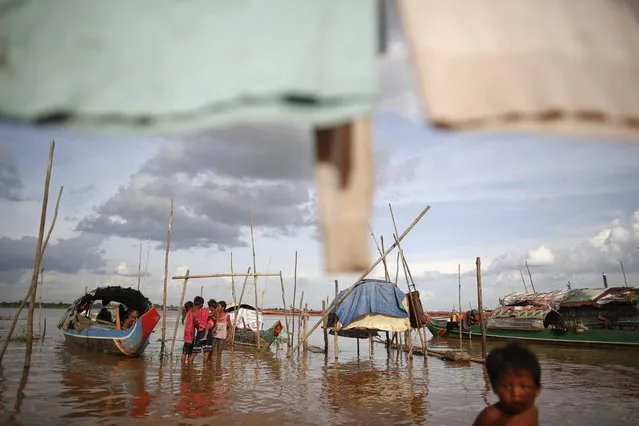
xmin=57 ymin=286 xmax=160 ymax=356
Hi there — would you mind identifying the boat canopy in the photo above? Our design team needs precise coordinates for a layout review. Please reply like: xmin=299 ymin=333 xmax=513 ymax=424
xmin=489 ymin=305 xmax=564 ymax=330
xmin=71 ymin=286 xmax=154 ymax=315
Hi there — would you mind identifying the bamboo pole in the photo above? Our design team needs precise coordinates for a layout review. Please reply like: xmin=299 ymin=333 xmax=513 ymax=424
xmin=525 ymin=261 xmax=536 ymax=293
xmin=172 ymin=272 xmax=279 ymax=280
xmin=620 ymin=260 xmax=628 ymax=287
xmin=278 ymin=272 xmax=291 ymax=350
xmin=302 ymin=303 xmax=308 ymax=353
xmin=231 ymin=267 xmax=252 ymax=344
xmin=230 ymin=252 xmax=237 ymax=306
xmin=389 ymin=203 xmax=426 ymax=357
xmin=288 ymin=251 xmax=298 ymax=356
xmin=333 ymin=280 xmax=339 ymax=361
xmin=169 ymin=270 xmax=190 ymax=359
xmin=249 ymin=214 xmax=261 ymax=350
xmin=159 ymin=198 xmax=174 ymax=359
xmin=38 ymin=268 xmax=44 ymax=336
xmin=458 ymin=264 xmax=462 ymax=347
xmin=143 ymin=236 xmax=150 ymax=293
xmin=288 ymin=205 xmax=431 ymax=356
xmin=297 ymin=291 xmax=305 ymax=349
xmin=380 ymin=236 xmax=390 ymax=282
xmin=519 ymin=269 xmax=528 ymax=292
xmin=476 ymin=257 xmax=487 ymax=359
xmin=322 ymin=300 xmax=328 ymax=354
xmin=24 ymin=141 xmax=56 ymax=369
xmin=136 ymin=242 xmax=142 ymax=290
xmin=368 ymin=227 xmax=389 ymax=281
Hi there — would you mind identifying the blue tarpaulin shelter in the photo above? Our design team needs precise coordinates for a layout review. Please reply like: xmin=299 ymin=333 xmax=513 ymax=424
xmin=329 ymin=279 xmax=408 ymax=328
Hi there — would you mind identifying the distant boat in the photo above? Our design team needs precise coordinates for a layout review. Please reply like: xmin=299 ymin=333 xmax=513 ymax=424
xmin=427 ymin=287 xmax=639 ymax=347
xmin=225 ymin=303 xmax=283 ymax=350
xmin=57 ymin=286 xmax=160 ymax=356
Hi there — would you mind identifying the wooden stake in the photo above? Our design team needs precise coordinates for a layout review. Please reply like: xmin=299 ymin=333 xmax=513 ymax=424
xmin=136 ymin=242 xmax=142 ymax=290
xmin=297 ymin=291 xmax=304 ymax=349
xmin=169 ymin=270 xmax=190 ymax=359
xmin=249 ymin=213 xmax=260 ymax=350
xmin=368 ymin=227 xmax=389 ymax=281
xmin=172 ymin=272 xmax=279 ymax=280
xmin=322 ymin=300 xmax=328 ymax=354
xmin=143 ymin=236 xmax=151 ymax=293
xmin=25 ymin=142 xmax=57 ymax=369
xmin=525 ymin=261 xmax=536 ymax=293
xmin=389 ymin=203 xmax=426 ymax=357
xmin=334 ymin=280 xmax=339 ymax=361
xmin=278 ymin=272 xmax=291 ymax=350
xmin=1 ymin=185 xmax=63 ymax=365
xmin=476 ymin=257 xmax=487 ymax=359
xmin=620 ymin=260 xmax=628 ymax=287
xmin=289 ymin=251 xmax=298 ymax=355
xmin=458 ymin=264 xmax=462 ymax=346
xmin=302 ymin=303 xmax=308 ymax=353
xmin=288 ymin=206 xmax=431 ymax=356
xmin=230 ymin=252 xmax=237 ymax=306
xmin=519 ymin=269 xmax=529 ymax=292
xmin=231 ymin=267 xmax=251 ymax=344
xmin=159 ymin=198 xmax=174 ymax=359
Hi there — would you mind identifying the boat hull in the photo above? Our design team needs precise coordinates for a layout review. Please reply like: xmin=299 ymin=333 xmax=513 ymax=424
xmin=62 ymin=307 xmax=160 ymax=356
xmin=426 ymin=318 xmax=639 ymax=348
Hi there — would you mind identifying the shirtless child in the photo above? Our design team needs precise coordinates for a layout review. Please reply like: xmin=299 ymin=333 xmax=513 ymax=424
xmin=473 ymin=343 xmax=541 ymax=426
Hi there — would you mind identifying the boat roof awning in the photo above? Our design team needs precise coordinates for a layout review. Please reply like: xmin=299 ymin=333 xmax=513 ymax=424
xmin=226 ymin=303 xmax=257 ymax=312
xmin=500 ymin=287 xmax=639 ymax=309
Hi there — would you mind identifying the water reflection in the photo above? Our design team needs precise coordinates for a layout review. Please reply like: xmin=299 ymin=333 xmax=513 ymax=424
xmin=176 ymin=364 xmax=227 ymax=419
xmin=56 ymin=345 xmax=153 ymax=420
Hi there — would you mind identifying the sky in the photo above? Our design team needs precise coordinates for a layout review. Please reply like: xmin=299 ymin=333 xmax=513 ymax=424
xmin=1 ymin=5 xmax=639 ymax=311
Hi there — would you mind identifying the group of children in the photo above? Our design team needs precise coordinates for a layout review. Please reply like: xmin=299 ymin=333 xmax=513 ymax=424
xmin=180 ymin=296 xmax=231 ymax=364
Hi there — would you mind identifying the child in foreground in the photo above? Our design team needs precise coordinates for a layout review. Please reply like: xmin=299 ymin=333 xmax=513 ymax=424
xmin=473 ymin=343 xmax=541 ymax=426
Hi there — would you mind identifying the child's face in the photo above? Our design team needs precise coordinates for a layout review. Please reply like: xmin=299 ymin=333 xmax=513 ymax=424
xmin=130 ymin=310 xmax=139 ymax=319
xmin=493 ymin=368 xmax=539 ymax=414
xmin=217 ymin=305 xmax=224 ymax=313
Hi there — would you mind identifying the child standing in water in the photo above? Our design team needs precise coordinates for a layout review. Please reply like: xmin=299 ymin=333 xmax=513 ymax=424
xmin=204 ymin=299 xmax=218 ymax=363
xmin=473 ymin=343 xmax=541 ymax=426
xmin=180 ymin=301 xmax=194 ymax=365
xmin=212 ymin=301 xmax=231 ymax=363
xmin=188 ymin=296 xmax=210 ymax=363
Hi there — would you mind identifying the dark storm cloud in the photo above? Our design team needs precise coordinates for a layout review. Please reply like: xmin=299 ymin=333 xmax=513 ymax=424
xmin=0 ymin=233 xmax=107 ymax=278
xmin=76 ymin=123 xmax=317 ymax=249
xmin=0 ymin=145 xmax=24 ymax=201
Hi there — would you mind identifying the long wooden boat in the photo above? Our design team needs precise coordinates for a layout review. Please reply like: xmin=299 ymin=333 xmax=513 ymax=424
xmin=427 ymin=286 xmax=639 ymax=348
xmin=57 ymin=286 xmax=160 ymax=356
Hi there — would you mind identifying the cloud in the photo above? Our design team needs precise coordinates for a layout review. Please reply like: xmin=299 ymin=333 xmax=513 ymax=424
xmin=0 ymin=233 xmax=107 ymax=279
xmin=76 ymin=124 xmax=317 ymax=249
xmin=526 ymin=245 xmax=555 ymax=266
xmin=0 ymin=145 xmax=24 ymax=201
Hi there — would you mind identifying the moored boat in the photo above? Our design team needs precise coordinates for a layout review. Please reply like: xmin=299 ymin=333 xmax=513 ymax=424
xmin=57 ymin=286 xmax=160 ymax=356
xmin=225 ymin=303 xmax=283 ymax=350
xmin=427 ymin=286 xmax=639 ymax=347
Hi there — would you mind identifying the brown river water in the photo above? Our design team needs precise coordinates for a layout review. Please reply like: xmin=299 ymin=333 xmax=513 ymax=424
xmin=1 ymin=308 xmax=638 ymax=425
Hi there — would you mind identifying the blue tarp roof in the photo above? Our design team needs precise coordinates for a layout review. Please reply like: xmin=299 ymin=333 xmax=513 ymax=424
xmin=329 ymin=279 xmax=408 ymax=328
